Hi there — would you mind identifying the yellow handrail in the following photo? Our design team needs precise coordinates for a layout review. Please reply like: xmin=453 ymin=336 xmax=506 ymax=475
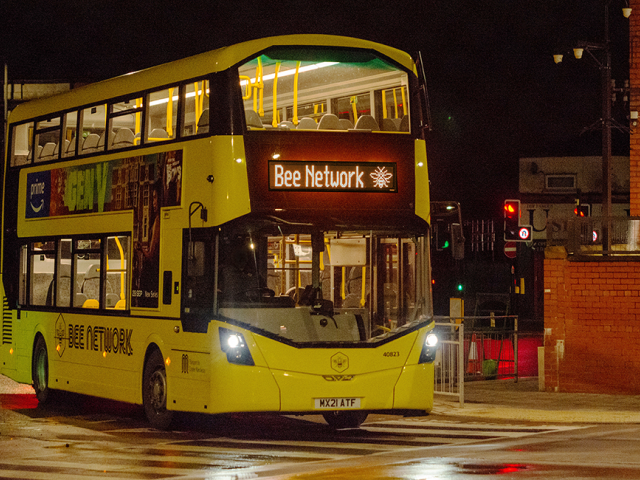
xmin=240 ymin=75 xmax=252 ymax=100
xmin=401 ymin=87 xmax=407 ymax=117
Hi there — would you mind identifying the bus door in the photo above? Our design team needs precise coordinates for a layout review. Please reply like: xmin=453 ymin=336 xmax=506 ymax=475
xmin=372 ymin=237 xmax=418 ymax=332
xmin=181 ymin=228 xmax=217 ymax=333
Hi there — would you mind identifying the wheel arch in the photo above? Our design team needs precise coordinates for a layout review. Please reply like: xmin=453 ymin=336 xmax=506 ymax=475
xmin=140 ymin=339 xmax=164 ymax=402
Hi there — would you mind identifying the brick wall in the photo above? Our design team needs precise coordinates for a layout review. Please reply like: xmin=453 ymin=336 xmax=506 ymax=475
xmin=631 ymin=0 xmax=640 ymax=215
xmin=544 ymin=255 xmax=640 ymax=393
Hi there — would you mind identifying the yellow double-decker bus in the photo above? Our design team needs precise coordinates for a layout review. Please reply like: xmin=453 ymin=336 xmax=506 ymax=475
xmin=1 ymin=35 xmax=437 ymax=429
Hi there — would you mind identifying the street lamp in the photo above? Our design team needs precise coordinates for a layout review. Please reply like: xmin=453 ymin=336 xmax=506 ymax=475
xmin=554 ymin=1 xmax=631 ymax=254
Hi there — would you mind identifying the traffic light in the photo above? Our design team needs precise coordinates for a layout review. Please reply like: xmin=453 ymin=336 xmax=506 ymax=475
xmin=574 ymin=204 xmax=590 ymax=217
xmin=435 ymin=220 xmax=451 ymax=251
xmin=504 ymin=199 xmax=520 ymax=241
xmin=504 ymin=199 xmax=532 ymax=242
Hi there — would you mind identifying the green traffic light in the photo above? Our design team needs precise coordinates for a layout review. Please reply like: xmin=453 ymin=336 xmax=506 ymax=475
xmin=457 ymin=283 xmax=463 ymax=291
xmin=442 ymin=240 xmax=450 ymax=249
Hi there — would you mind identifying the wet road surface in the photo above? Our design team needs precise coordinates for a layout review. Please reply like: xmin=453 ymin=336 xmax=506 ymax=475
xmin=2 ymin=375 xmax=640 ymax=479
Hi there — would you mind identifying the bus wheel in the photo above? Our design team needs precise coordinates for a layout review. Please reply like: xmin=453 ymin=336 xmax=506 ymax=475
xmin=143 ymin=349 xmax=174 ymax=430
xmin=322 ymin=411 xmax=368 ymax=429
xmin=32 ymin=336 xmax=52 ymax=403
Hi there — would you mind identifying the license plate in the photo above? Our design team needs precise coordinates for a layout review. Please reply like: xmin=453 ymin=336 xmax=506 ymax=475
xmin=314 ymin=397 xmax=361 ymax=409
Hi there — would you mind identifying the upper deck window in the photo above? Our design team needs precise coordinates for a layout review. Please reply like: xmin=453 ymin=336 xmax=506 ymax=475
xmin=238 ymin=48 xmax=410 ymax=133
xmin=108 ymin=97 xmax=143 ymax=150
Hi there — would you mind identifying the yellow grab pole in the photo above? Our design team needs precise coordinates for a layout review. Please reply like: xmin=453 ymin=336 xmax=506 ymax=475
xmin=293 ymin=61 xmax=300 ymax=125
xmin=135 ymin=99 xmax=142 ymax=136
xmin=194 ymin=82 xmax=201 ymax=133
xmin=341 ymin=266 xmax=346 ymax=300
xmin=272 ymin=62 xmax=281 ymax=128
xmin=258 ymin=57 xmax=264 ymax=117
xmin=350 ymin=96 xmax=358 ymax=123
xmin=166 ymin=87 xmax=174 ymax=137
xmin=401 ymin=87 xmax=407 ymax=117
xmin=361 ymin=266 xmax=367 ymax=307
xmin=393 ymin=88 xmax=399 ymax=119
xmin=382 ymin=90 xmax=387 ymax=119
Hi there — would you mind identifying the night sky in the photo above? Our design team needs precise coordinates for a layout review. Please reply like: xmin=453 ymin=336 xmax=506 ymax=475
xmin=1 ymin=0 xmax=631 ymax=218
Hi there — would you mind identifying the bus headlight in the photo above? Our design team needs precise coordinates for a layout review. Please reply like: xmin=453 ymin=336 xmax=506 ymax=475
xmin=419 ymin=332 xmax=438 ymax=364
xmin=219 ymin=327 xmax=255 ymax=366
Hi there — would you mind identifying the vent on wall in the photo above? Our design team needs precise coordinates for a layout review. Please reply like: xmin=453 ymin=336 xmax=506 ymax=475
xmin=545 ymin=174 xmax=576 ymax=191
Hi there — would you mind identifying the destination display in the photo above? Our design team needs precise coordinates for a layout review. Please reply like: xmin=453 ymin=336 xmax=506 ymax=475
xmin=269 ymin=160 xmax=397 ymax=192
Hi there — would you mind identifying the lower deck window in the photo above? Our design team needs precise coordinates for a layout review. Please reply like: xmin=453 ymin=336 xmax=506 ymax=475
xmin=19 ymin=235 xmax=130 ymax=310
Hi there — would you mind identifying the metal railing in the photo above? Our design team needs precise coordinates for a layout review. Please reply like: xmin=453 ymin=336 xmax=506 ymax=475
xmin=548 ymin=216 xmax=640 ymax=256
xmin=433 ymin=315 xmax=520 ymax=407
xmin=433 ymin=321 xmax=465 ymax=407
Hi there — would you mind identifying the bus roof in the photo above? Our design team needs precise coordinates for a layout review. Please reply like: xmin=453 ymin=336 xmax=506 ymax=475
xmin=8 ymin=34 xmax=417 ymax=124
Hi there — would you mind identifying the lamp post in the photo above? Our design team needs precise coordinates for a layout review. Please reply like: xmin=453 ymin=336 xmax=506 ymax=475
xmin=554 ymin=1 xmax=631 ymax=254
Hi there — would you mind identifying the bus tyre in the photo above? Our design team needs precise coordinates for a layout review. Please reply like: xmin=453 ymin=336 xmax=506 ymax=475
xmin=143 ymin=349 xmax=174 ymax=430
xmin=322 ymin=411 xmax=368 ymax=429
xmin=32 ymin=336 xmax=53 ymax=404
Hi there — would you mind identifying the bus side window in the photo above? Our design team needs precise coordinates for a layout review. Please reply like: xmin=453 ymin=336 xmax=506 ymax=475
xmin=74 ymin=239 xmax=102 ymax=308
xmin=80 ymin=105 xmax=106 ymax=154
xmin=29 ymin=241 xmax=56 ymax=306
xmin=106 ymin=236 xmax=129 ymax=310
xmin=11 ymin=122 xmax=34 ymax=166
xmin=146 ymin=87 xmax=178 ymax=143
xmin=182 ymin=80 xmax=210 ymax=137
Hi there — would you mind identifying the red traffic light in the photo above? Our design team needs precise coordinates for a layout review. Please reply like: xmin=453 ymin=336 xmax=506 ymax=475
xmin=574 ymin=205 xmax=590 ymax=217
xmin=504 ymin=199 xmax=520 ymax=219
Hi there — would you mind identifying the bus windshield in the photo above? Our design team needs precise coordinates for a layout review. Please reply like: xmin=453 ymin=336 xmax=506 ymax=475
xmin=184 ymin=224 xmax=431 ymax=344
xmin=239 ymin=48 xmax=410 ymax=132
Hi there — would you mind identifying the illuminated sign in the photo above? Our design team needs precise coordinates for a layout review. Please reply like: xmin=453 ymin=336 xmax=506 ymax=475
xmin=269 ymin=161 xmax=396 ymax=192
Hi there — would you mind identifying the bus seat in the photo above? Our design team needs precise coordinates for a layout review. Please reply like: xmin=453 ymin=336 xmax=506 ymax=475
xmin=37 ymin=142 xmax=57 ymax=161
xmin=197 ymin=109 xmax=210 ymax=133
xmin=98 ymin=131 xmax=108 ymax=148
xmin=354 ymin=115 xmax=379 ymax=131
xmin=297 ymin=117 xmax=317 ymax=129
xmin=75 ymin=293 xmax=88 ymax=307
xmin=82 ymin=134 xmax=100 ymax=153
xmin=111 ymin=128 xmax=135 ymax=148
xmin=82 ymin=298 xmax=99 ymax=309
xmin=317 ymin=114 xmax=340 ymax=130
xmin=114 ymin=299 xmax=126 ymax=310
xmin=149 ymin=128 xmax=169 ymax=139
xmin=381 ymin=118 xmax=397 ymax=131
xmin=279 ymin=121 xmax=294 ymax=130
xmin=392 ymin=118 xmax=402 ymax=130
xmin=338 ymin=119 xmax=354 ymax=130
xmin=81 ymin=264 xmax=100 ymax=297
xmin=106 ymin=293 xmax=119 ymax=308
xmin=64 ymin=138 xmax=76 ymax=157
xmin=245 ymin=109 xmax=263 ymax=129
xmin=399 ymin=115 xmax=409 ymax=132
